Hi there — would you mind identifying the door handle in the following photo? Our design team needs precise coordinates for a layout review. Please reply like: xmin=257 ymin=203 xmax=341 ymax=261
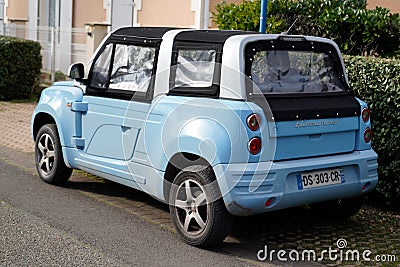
xmin=308 ymin=133 xmax=322 ymax=140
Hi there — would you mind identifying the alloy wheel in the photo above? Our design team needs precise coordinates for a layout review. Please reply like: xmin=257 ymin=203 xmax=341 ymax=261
xmin=37 ymin=133 xmax=55 ymax=175
xmin=173 ymin=179 xmax=209 ymax=236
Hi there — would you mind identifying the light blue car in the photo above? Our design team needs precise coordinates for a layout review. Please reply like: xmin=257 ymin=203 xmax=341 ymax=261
xmin=31 ymin=27 xmax=378 ymax=247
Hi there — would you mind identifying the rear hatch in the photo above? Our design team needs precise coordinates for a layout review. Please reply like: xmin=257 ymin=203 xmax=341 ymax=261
xmin=266 ymin=94 xmax=359 ymax=160
xmin=245 ymin=36 xmax=360 ymax=161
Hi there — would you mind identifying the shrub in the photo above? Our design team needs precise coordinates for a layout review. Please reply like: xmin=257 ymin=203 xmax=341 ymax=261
xmin=344 ymin=56 xmax=400 ymax=205
xmin=0 ymin=36 xmax=42 ymax=100
xmin=49 ymin=70 xmax=67 ymax=82
xmin=213 ymin=0 xmax=286 ymax=33
xmin=212 ymin=0 xmax=400 ymax=57
xmin=213 ymin=0 xmax=261 ymax=31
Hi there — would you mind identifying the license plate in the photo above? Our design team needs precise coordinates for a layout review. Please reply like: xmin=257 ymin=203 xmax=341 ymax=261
xmin=297 ymin=168 xmax=345 ymax=190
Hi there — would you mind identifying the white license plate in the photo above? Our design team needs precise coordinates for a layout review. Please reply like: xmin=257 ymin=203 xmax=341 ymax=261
xmin=297 ymin=168 xmax=345 ymax=190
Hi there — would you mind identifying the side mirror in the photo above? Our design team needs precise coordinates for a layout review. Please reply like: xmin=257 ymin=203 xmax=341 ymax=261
xmin=68 ymin=63 xmax=85 ymax=81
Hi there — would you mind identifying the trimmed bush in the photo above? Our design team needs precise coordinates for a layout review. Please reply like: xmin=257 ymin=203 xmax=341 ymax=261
xmin=0 ymin=36 xmax=42 ymax=100
xmin=344 ymin=56 xmax=400 ymax=205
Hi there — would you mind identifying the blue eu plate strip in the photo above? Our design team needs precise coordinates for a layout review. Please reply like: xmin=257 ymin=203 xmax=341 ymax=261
xmin=297 ymin=174 xmax=303 ymax=190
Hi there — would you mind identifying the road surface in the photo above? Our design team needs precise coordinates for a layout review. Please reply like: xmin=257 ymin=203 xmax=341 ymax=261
xmin=0 ymin=158 xmax=259 ymax=266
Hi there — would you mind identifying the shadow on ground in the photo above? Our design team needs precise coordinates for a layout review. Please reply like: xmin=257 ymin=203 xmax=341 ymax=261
xmin=65 ymin=174 xmax=399 ymax=267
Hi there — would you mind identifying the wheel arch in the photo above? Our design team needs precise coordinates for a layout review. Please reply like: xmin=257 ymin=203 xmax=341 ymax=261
xmin=153 ymin=117 xmax=233 ymax=173
xmin=32 ymin=111 xmax=71 ymax=168
xmin=163 ymin=152 xmax=214 ymax=202
xmin=32 ymin=112 xmax=57 ymax=140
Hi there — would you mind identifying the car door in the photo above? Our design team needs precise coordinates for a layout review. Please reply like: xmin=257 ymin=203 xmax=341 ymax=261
xmin=78 ymin=41 xmax=157 ymax=179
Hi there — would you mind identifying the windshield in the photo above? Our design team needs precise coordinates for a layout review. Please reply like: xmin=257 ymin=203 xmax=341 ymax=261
xmin=247 ymin=46 xmax=347 ymax=94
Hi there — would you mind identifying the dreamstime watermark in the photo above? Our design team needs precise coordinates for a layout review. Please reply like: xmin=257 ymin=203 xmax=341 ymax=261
xmin=257 ymin=238 xmax=397 ymax=263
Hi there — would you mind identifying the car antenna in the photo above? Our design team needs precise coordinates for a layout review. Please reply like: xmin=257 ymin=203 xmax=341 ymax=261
xmin=281 ymin=18 xmax=298 ymax=35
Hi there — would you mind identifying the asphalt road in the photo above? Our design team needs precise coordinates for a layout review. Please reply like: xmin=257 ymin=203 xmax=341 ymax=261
xmin=0 ymin=159 xmax=258 ymax=267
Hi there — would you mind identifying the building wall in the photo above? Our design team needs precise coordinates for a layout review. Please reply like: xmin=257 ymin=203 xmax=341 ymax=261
xmin=6 ymin=0 xmax=28 ymax=20
xmin=138 ymin=0 xmax=195 ymax=27
xmin=72 ymin=0 xmax=107 ymax=46
xmin=72 ymin=0 xmax=107 ymax=28
xmin=367 ymin=0 xmax=400 ymax=13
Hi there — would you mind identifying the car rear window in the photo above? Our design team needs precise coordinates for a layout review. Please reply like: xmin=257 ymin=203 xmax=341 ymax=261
xmin=245 ymin=39 xmax=349 ymax=95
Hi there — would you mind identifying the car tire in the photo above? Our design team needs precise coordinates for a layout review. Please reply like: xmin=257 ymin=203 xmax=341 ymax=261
xmin=169 ymin=165 xmax=233 ymax=248
xmin=35 ymin=124 xmax=72 ymax=185
xmin=310 ymin=196 xmax=362 ymax=220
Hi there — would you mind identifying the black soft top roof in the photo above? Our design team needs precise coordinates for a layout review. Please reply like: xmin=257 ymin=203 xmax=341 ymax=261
xmin=112 ymin=27 xmax=175 ymax=38
xmin=174 ymin=30 xmax=257 ymax=44
xmin=110 ymin=27 xmax=256 ymax=44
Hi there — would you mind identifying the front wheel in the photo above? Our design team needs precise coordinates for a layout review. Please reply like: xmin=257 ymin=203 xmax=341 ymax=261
xmin=35 ymin=124 xmax=72 ymax=185
xmin=169 ymin=165 xmax=233 ymax=248
xmin=310 ymin=196 xmax=363 ymax=220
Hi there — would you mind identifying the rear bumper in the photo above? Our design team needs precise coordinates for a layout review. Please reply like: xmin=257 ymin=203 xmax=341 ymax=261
xmin=213 ymin=149 xmax=378 ymax=216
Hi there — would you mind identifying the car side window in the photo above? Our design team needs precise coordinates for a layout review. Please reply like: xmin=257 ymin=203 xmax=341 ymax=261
xmin=173 ymin=49 xmax=216 ymax=88
xmin=109 ymin=44 xmax=156 ymax=93
xmin=89 ymin=44 xmax=113 ymax=88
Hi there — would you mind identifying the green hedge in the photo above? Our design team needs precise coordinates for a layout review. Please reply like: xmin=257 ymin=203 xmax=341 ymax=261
xmin=213 ymin=0 xmax=400 ymax=57
xmin=212 ymin=0 xmax=400 ymax=205
xmin=0 ymin=36 xmax=42 ymax=100
xmin=344 ymin=56 xmax=400 ymax=205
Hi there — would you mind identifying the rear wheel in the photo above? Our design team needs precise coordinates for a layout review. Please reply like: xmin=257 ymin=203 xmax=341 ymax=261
xmin=169 ymin=165 xmax=233 ymax=248
xmin=310 ymin=196 xmax=362 ymax=220
xmin=35 ymin=124 xmax=72 ymax=185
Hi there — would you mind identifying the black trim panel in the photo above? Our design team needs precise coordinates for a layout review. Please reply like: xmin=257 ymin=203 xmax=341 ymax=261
xmin=251 ymin=93 xmax=360 ymax=121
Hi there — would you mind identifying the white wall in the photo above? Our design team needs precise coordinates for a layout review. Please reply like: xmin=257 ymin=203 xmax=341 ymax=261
xmin=0 ymin=1 xmax=4 ymax=35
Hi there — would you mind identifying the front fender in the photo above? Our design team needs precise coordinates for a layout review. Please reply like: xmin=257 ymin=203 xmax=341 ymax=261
xmin=31 ymin=85 xmax=84 ymax=148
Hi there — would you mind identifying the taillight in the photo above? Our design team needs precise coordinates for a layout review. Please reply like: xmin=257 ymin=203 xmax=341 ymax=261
xmin=364 ymin=128 xmax=372 ymax=143
xmin=247 ymin=113 xmax=261 ymax=131
xmin=248 ymin=137 xmax=262 ymax=154
xmin=362 ymin=108 xmax=370 ymax=123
